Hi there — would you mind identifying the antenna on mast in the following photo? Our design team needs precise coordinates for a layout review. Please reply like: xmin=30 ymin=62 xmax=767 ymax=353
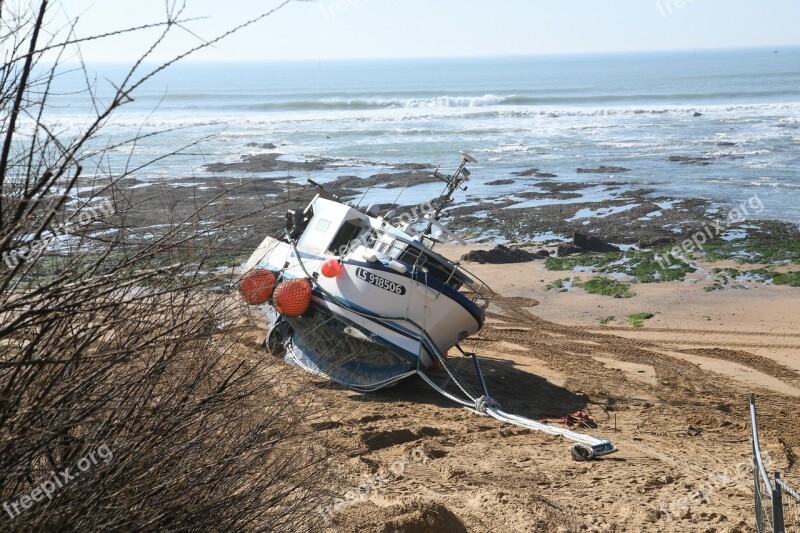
xmin=435 ymin=126 xmax=465 ymax=175
xmin=423 ymin=150 xmax=478 ymax=237
xmin=460 ymin=150 xmax=478 ymax=164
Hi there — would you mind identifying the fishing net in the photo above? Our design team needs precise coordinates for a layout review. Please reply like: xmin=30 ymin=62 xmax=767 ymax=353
xmin=284 ymin=311 xmax=416 ymax=390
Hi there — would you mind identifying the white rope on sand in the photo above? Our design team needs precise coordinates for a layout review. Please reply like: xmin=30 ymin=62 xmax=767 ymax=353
xmin=416 ymin=367 xmax=616 ymax=460
xmin=285 ymin=241 xmax=618 ymax=460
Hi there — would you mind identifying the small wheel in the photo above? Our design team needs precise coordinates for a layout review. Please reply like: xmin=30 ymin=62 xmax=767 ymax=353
xmin=570 ymin=444 xmax=596 ymax=462
xmin=265 ymin=322 xmax=290 ymax=357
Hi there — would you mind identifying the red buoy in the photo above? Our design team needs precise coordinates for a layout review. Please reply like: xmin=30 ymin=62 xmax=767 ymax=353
xmin=239 ymin=269 xmax=277 ymax=305
xmin=320 ymin=258 xmax=343 ymax=278
xmin=273 ymin=278 xmax=313 ymax=317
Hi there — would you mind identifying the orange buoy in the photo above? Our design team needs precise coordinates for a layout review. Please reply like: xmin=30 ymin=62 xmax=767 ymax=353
xmin=239 ymin=269 xmax=277 ymax=305
xmin=273 ymin=278 xmax=313 ymax=317
xmin=320 ymin=258 xmax=343 ymax=278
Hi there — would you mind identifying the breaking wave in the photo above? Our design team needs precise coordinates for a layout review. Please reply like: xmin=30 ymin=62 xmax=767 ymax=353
xmin=211 ymin=90 xmax=800 ymax=112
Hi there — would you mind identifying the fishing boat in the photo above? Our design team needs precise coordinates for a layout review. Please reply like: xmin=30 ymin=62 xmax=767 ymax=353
xmin=239 ymin=151 xmax=618 ymax=460
xmin=241 ymin=152 xmax=493 ymax=391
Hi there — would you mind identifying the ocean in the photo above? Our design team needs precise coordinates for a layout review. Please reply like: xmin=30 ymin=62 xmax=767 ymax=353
xmin=47 ymin=47 xmax=800 ymax=222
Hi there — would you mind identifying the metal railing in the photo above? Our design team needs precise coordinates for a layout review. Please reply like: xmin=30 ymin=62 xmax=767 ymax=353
xmin=751 ymin=394 xmax=799 ymax=533
xmin=777 ymin=478 xmax=800 ymax=532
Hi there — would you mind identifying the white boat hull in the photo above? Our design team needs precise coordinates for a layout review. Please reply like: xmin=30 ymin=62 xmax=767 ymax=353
xmin=246 ymin=237 xmax=483 ymax=370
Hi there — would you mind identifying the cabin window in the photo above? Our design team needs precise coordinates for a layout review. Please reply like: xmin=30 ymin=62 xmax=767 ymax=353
xmin=287 ymin=207 xmax=313 ymax=240
xmin=328 ymin=220 xmax=365 ymax=255
xmin=376 ymin=239 xmax=404 ymax=259
xmin=315 ymin=219 xmax=332 ymax=232
xmin=419 ymin=255 xmax=463 ymax=291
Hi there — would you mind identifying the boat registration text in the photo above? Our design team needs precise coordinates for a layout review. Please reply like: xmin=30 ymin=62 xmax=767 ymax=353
xmin=356 ymin=267 xmax=406 ymax=295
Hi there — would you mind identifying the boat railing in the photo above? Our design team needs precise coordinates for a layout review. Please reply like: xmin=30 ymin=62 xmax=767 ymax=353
xmin=346 ymin=226 xmax=495 ymax=311
xmin=454 ymin=266 xmax=495 ymax=311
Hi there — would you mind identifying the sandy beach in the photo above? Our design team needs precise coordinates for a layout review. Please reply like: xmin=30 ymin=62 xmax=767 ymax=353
xmin=229 ymin=243 xmax=800 ymax=532
xmin=56 ymin=162 xmax=799 ymax=532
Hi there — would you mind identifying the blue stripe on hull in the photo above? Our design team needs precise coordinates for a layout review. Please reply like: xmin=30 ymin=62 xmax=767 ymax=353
xmin=342 ymin=259 xmax=485 ymax=328
xmin=263 ymin=257 xmax=468 ymax=367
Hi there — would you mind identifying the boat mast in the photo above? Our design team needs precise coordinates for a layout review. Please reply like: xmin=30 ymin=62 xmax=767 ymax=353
xmin=424 ymin=151 xmax=476 ymax=236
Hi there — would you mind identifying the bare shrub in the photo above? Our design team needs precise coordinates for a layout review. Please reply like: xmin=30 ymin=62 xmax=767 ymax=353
xmin=0 ymin=1 xmax=342 ymax=530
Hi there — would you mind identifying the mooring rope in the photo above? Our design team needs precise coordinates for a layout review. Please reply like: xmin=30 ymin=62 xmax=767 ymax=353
xmin=285 ymin=241 xmax=617 ymax=459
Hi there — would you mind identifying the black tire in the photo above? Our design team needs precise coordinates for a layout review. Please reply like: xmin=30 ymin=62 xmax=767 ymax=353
xmin=570 ymin=444 xmax=595 ymax=462
xmin=265 ymin=321 xmax=291 ymax=357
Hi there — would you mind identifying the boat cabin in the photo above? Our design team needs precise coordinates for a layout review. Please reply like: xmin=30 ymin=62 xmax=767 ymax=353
xmin=287 ymin=196 xmax=468 ymax=292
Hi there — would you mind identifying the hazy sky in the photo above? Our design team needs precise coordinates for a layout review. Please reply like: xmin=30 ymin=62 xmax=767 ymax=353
xmin=59 ymin=0 xmax=800 ymax=62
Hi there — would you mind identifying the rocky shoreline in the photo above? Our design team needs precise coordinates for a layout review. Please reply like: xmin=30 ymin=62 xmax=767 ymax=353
xmin=70 ymin=148 xmax=800 ymax=272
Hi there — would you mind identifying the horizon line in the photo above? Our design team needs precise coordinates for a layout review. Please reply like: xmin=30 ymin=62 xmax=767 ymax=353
xmin=67 ymin=43 xmax=800 ymax=66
